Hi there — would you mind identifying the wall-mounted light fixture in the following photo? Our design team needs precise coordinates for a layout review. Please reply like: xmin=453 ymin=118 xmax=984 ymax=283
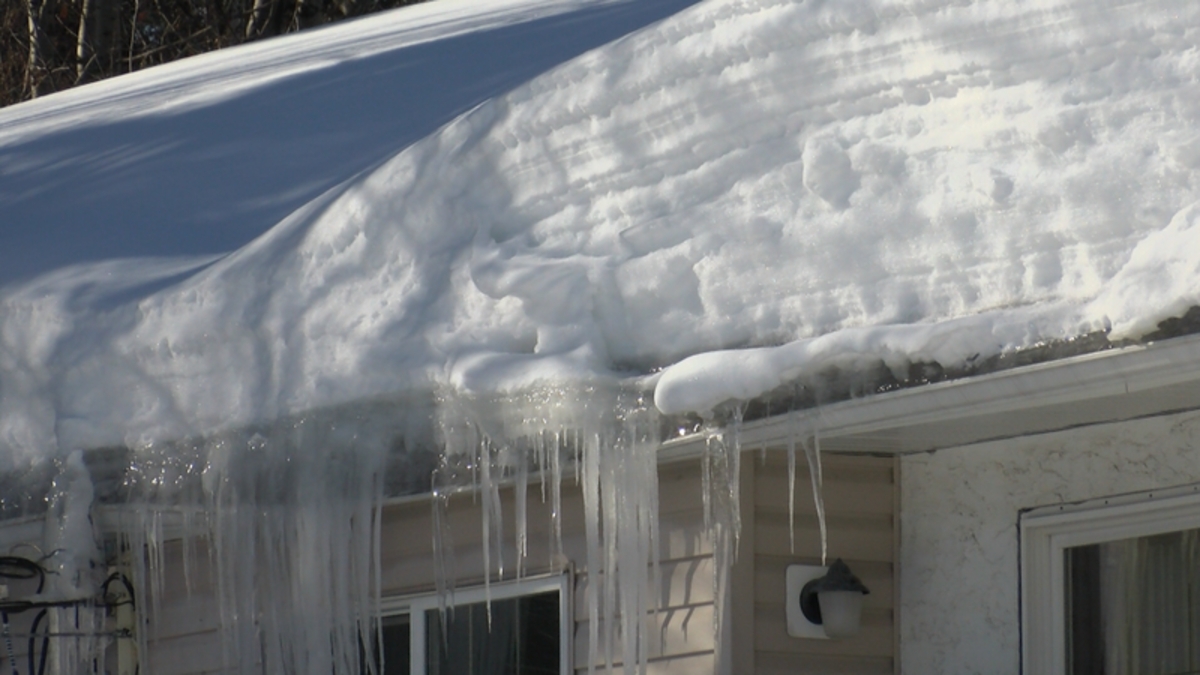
xmin=786 ymin=559 xmax=870 ymax=639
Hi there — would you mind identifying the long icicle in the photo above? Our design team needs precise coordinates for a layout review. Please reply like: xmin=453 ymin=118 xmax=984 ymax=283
xmin=787 ymin=416 xmax=797 ymax=555
xmin=515 ymin=445 xmax=529 ymax=581
xmin=550 ymin=430 xmax=563 ymax=569
xmin=581 ymin=428 xmax=602 ymax=675
xmin=802 ymin=425 xmax=827 ymax=566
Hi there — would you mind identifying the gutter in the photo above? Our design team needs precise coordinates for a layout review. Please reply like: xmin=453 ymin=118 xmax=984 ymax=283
xmin=659 ymin=331 xmax=1200 ymax=460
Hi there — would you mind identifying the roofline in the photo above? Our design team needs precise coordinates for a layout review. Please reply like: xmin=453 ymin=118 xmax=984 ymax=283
xmin=659 ymin=331 xmax=1200 ymax=460
xmin=6 ymin=333 xmax=1200 ymax=544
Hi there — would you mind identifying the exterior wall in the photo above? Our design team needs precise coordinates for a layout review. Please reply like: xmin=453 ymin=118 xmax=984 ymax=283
xmin=141 ymin=458 xmax=722 ymax=675
xmin=899 ymin=409 xmax=1200 ymax=675
xmin=144 ymin=539 xmax=223 ymax=674
xmin=0 ymin=517 xmax=45 ymax=665
xmin=735 ymin=452 xmax=898 ymax=675
xmin=378 ymin=457 xmax=720 ymax=674
xmin=103 ymin=451 xmax=899 ymax=674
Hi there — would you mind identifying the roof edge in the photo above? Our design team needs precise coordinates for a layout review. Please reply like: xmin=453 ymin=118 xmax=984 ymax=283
xmin=659 ymin=331 xmax=1200 ymax=460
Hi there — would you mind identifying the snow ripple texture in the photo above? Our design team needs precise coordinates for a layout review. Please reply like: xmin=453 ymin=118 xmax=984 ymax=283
xmin=1 ymin=0 xmax=1199 ymax=673
xmin=3 ymin=0 xmax=1200 ymax=461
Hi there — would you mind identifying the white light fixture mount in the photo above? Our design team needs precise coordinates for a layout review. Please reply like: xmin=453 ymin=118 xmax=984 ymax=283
xmin=785 ymin=559 xmax=870 ymax=639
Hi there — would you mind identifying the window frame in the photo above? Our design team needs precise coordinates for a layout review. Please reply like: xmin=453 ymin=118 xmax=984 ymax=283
xmin=1020 ymin=483 xmax=1200 ymax=675
xmin=378 ymin=573 xmax=572 ymax=675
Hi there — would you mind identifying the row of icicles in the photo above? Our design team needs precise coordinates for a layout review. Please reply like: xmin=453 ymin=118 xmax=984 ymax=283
xmin=429 ymin=390 xmax=828 ymax=675
xmin=31 ymin=388 xmax=826 ymax=675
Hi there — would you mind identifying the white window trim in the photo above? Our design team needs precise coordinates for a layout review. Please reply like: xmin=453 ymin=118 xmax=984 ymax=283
xmin=1020 ymin=483 xmax=1200 ymax=675
xmin=378 ymin=573 xmax=572 ymax=675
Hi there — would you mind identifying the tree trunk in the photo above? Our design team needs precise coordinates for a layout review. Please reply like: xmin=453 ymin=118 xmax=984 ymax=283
xmin=245 ymin=0 xmax=276 ymax=39
xmin=24 ymin=0 xmax=50 ymax=97
xmin=76 ymin=0 xmax=95 ymax=82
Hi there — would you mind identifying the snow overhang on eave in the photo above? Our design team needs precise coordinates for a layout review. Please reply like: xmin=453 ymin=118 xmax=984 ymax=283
xmin=659 ymin=331 xmax=1200 ymax=460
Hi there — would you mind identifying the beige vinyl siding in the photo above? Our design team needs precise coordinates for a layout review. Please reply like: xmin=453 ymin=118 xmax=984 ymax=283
xmin=734 ymin=451 xmax=898 ymax=675
xmin=117 ymin=448 xmax=897 ymax=675
xmin=571 ymin=460 xmax=716 ymax=674
xmin=132 ymin=459 xmax=718 ymax=675
xmin=378 ymin=458 xmax=718 ymax=675
xmin=142 ymin=539 xmax=226 ymax=675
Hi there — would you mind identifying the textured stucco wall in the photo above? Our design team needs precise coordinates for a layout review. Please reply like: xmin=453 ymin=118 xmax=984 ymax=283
xmin=899 ymin=409 xmax=1200 ymax=675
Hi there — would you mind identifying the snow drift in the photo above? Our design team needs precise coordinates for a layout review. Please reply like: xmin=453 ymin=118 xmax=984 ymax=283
xmin=2 ymin=0 xmax=1199 ymax=672
xmin=4 ymin=0 xmax=1200 ymax=461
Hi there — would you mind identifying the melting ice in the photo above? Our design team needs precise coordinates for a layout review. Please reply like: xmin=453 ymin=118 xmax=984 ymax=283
xmin=3 ymin=0 xmax=1200 ymax=673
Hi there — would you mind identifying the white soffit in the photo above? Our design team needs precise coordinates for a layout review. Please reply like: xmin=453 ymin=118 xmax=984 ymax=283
xmin=661 ymin=332 xmax=1200 ymax=458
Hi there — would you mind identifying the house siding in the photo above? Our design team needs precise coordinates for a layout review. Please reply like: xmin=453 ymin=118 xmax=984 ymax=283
xmin=900 ymin=408 xmax=1200 ymax=675
xmin=736 ymin=451 xmax=898 ymax=675
xmin=55 ymin=450 xmax=897 ymax=674
xmin=138 ymin=459 xmax=719 ymax=674
xmin=142 ymin=540 xmax=225 ymax=674
xmin=378 ymin=458 xmax=721 ymax=674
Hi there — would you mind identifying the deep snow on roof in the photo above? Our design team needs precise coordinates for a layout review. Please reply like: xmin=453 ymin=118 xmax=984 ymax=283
xmin=2 ymin=0 xmax=1200 ymax=467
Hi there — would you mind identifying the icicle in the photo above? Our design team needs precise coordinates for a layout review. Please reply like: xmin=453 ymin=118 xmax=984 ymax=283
xmin=431 ymin=461 xmax=458 ymax=624
xmin=535 ymin=431 xmax=547 ymax=505
xmin=728 ymin=406 xmax=742 ymax=558
xmin=515 ymin=445 xmax=529 ymax=580
xmin=181 ymin=509 xmax=196 ymax=598
xmin=702 ymin=404 xmax=745 ymax=675
xmin=372 ymin=489 xmax=384 ymax=675
xmin=647 ymin=415 xmax=662 ymax=635
xmin=617 ymin=425 xmax=637 ymax=675
xmin=787 ymin=417 xmax=797 ymax=555
xmin=629 ymin=400 xmax=659 ymax=675
xmin=480 ymin=437 xmax=495 ymax=626
xmin=701 ymin=432 xmax=713 ymax=531
xmin=802 ymin=426 xmax=827 ymax=566
xmin=574 ymin=428 xmax=582 ymax=486
xmin=581 ymin=426 xmax=602 ymax=675
xmin=121 ymin=523 xmax=152 ymax=675
xmin=161 ymin=414 xmax=389 ymax=675
xmin=549 ymin=430 xmax=563 ymax=569
xmin=600 ymin=430 xmax=617 ymax=674
xmin=428 ymin=385 xmax=662 ymax=675
xmin=41 ymin=451 xmax=104 ymax=675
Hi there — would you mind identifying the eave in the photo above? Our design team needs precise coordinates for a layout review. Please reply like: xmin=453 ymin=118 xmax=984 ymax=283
xmin=660 ymin=331 xmax=1200 ymax=459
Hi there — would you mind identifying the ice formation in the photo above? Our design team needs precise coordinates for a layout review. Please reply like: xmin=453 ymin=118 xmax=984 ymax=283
xmin=2 ymin=0 xmax=1200 ymax=672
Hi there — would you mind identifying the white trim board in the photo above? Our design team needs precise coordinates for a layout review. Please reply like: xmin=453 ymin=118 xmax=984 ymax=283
xmin=1019 ymin=484 xmax=1200 ymax=675
xmin=662 ymin=332 xmax=1200 ymax=458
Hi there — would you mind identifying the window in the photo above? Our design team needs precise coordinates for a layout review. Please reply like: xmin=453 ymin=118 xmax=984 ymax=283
xmin=1022 ymin=485 xmax=1200 ymax=675
xmin=372 ymin=575 xmax=570 ymax=675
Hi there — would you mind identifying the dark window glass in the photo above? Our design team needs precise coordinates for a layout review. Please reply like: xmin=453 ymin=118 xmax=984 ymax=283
xmin=1066 ymin=543 xmax=1105 ymax=675
xmin=1065 ymin=528 xmax=1200 ymax=675
xmin=372 ymin=614 xmax=411 ymax=675
xmin=426 ymin=591 xmax=560 ymax=675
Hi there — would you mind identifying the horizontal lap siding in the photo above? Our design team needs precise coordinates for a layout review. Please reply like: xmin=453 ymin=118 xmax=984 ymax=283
xmin=41 ymin=449 xmax=895 ymax=675
xmin=142 ymin=539 xmax=228 ymax=675
xmin=381 ymin=458 xmax=716 ymax=674
xmin=125 ymin=456 xmax=726 ymax=674
xmin=745 ymin=452 xmax=898 ymax=675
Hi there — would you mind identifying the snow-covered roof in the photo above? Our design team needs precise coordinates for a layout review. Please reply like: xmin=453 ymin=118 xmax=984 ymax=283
xmin=2 ymin=0 xmax=1200 ymax=470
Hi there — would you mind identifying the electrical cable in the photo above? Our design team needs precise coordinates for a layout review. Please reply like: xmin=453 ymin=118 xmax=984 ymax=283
xmin=28 ymin=610 xmax=48 ymax=675
xmin=0 ymin=554 xmax=137 ymax=675
xmin=100 ymin=572 xmax=136 ymax=610
xmin=0 ymin=556 xmax=45 ymax=594
xmin=1 ymin=610 xmax=17 ymax=675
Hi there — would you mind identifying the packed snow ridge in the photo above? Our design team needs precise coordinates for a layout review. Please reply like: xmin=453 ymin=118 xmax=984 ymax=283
xmin=2 ymin=0 xmax=1200 ymax=465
